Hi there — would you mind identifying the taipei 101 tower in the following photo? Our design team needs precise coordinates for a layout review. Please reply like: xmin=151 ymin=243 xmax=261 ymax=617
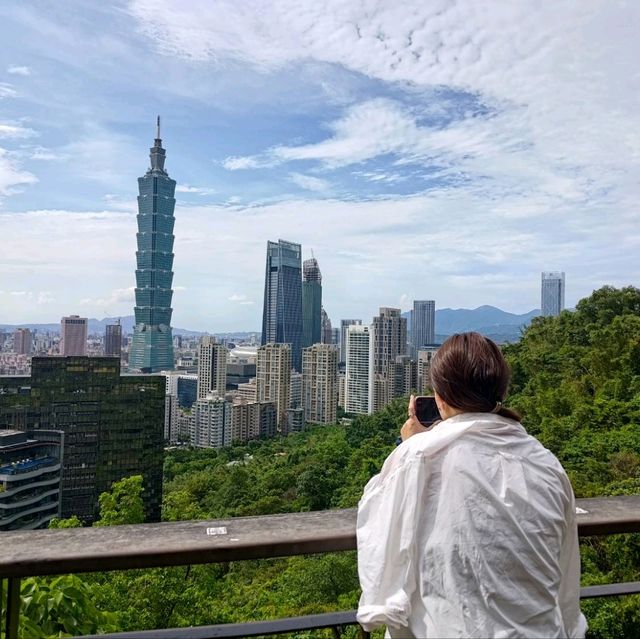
xmin=129 ymin=117 xmax=176 ymax=372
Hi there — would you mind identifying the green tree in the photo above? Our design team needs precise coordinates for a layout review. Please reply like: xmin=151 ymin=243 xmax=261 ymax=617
xmin=48 ymin=515 xmax=82 ymax=529
xmin=94 ymin=475 xmax=145 ymax=527
xmin=0 ymin=575 xmax=118 ymax=639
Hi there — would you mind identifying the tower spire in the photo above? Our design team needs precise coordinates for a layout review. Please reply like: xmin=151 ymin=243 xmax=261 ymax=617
xmin=149 ymin=115 xmax=167 ymax=175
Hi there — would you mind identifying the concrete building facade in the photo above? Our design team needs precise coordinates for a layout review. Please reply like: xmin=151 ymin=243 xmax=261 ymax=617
xmin=302 ymin=344 xmax=338 ymax=424
xmin=12 ymin=328 xmax=32 ymax=355
xmin=197 ymin=337 xmax=228 ymax=400
xmin=369 ymin=308 xmax=407 ymax=413
xmin=0 ymin=429 xmax=63 ymax=531
xmin=256 ymin=343 xmax=291 ymax=432
xmin=344 ymin=325 xmax=370 ymax=415
xmin=60 ymin=316 xmax=88 ymax=357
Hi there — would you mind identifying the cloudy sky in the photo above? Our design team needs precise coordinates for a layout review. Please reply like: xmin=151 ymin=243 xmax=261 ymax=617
xmin=0 ymin=1 xmax=638 ymax=331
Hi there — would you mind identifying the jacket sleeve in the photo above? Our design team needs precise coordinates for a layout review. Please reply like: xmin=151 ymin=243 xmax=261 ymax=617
xmin=356 ymin=455 xmax=427 ymax=632
xmin=558 ymin=493 xmax=588 ymax=638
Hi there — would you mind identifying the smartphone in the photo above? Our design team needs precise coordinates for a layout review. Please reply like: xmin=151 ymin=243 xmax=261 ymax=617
xmin=415 ymin=396 xmax=440 ymax=426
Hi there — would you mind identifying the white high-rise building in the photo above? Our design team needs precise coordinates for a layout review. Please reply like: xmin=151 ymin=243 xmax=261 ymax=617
xmin=541 ymin=272 xmax=565 ymax=317
xmin=193 ymin=396 xmax=231 ymax=449
xmin=369 ymin=308 xmax=407 ymax=413
xmin=290 ymin=371 xmax=303 ymax=409
xmin=337 ymin=371 xmax=346 ymax=410
xmin=60 ymin=315 xmax=87 ymax=356
xmin=412 ymin=300 xmax=435 ymax=356
xmin=238 ymin=377 xmax=257 ymax=402
xmin=345 ymin=325 xmax=371 ymax=415
xmin=340 ymin=320 xmax=361 ymax=363
xmin=256 ymin=343 xmax=291 ymax=432
xmin=197 ymin=336 xmax=228 ymax=400
xmin=384 ymin=355 xmax=417 ymax=406
xmin=302 ymin=344 xmax=339 ymax=424
xmin=230 ymin=400 xmax=277 ymax=443
xmin=417 ymin=347 xmax=440 ymax=393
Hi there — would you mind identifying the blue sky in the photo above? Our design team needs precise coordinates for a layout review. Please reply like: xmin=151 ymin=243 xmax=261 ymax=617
xmin=0 ymin=1 xmax=638 ymax=331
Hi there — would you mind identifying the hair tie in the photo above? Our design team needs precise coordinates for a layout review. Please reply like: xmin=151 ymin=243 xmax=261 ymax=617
xmin=491 ymin=401 xmax=503 ymax=413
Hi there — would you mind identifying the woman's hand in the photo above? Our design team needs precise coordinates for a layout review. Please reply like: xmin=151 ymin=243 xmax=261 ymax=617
xmin=400 ymin=395 xmax=430 ymax=441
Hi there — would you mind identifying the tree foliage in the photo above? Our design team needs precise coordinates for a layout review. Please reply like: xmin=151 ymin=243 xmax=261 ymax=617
xmin=94 ymin=475 xmax=145 ymax=527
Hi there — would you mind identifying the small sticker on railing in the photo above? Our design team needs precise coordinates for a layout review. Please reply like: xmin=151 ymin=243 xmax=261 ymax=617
xmin=576 ymin=507 xmax=589 ymax=514
xmin=206 ymin=526 xmax=228 ymax=535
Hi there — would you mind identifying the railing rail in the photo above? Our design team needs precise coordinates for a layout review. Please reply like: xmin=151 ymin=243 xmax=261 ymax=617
xmin=1 ymin=495 xmax=639 ymax=639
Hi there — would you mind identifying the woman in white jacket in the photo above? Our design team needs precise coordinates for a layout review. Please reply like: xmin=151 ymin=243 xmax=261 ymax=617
xmin=356 ymin=332 xmax=586 ymax=638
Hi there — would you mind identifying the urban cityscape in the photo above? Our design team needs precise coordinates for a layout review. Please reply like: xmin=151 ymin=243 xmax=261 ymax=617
xmin=0 ymin=126 xmax=568 ymax=531
xmin=0 ymin=2 xmax=637 ymax=637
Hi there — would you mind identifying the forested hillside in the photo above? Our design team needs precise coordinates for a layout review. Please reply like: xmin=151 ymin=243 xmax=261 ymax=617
xmin=3 ymin=286 xmax=639 ymax=638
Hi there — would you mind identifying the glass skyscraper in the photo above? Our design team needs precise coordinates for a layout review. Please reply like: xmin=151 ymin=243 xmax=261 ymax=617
xmin=129 ymin=117 xmax=176 ymax=373
xmin=412 ymin=300 xmax=436 ymax=356
xmin=541 ymin=271 xmax=565 ymax=317
xmin=261 ymin=240 xmax=303 ymax=371
xmin=302 ymin=257 xmax=322 ymax=349
xmin=0 ymin=357 xmax=165 ymax=523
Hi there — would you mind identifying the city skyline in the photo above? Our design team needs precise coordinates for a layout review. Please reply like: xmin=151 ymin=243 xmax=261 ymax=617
xmin=1 ymin=2 xmax=639 ymax=330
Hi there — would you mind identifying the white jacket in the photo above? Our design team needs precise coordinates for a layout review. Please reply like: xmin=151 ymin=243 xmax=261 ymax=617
xmin=356 ymin=413 xmax=587 ymax=638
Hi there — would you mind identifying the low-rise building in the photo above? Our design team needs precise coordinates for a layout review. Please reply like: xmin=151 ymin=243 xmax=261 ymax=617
xmin=0 ymin=429 xmax=63 ymax=531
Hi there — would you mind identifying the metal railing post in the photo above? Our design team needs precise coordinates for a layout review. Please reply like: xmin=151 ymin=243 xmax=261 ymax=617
xmin=5 ymin=577 xmax=20 ymax=639
xmin=357 ymin=625 xmax=371 ymax=639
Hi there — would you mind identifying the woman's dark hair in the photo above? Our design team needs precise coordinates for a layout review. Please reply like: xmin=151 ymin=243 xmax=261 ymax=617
xmin=429 ymin=332 xmax=521 ymax=421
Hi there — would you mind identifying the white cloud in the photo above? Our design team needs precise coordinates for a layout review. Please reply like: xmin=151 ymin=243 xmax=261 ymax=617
xmin=80 ymin=287 xmax=136 ymax=308
xmin=30 ymin=146 xmax=65 ymax=161
xmin=7 ymin=66 xmax=31 ymax=76
xmin=0 ymin=148 xmax=37 ymax=196
xmin=0 ymin=84 xmax=18 ymax=99
xmin=228 ymin=293 xmax=254 ymax=305
xmin=128 ymin=0 xmax=640 ymax=237
xmin=36 ymin=291 xmax=54 ymax=304
xmin=288 ymin=172 xmax=330 ymax=192
xmin=0 ymin=123 xmax=36 ymax=139
xmin=62 ymin=125 xmax=141 ymax=186
xmin=222 ymin=155 xmax=269 ymax=170
xmin=1 ymin=184 xmax=638 ymax=327
xmin=176 ymin=184 xmax=215 ymax=195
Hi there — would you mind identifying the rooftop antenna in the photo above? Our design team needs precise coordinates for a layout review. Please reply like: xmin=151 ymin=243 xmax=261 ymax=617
xmin=156 ymin=115 xmax=161 ymax=140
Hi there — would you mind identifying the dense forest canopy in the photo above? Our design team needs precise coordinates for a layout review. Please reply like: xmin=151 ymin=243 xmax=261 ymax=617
xmin=3 ymin=286 xmax=639 ymax=638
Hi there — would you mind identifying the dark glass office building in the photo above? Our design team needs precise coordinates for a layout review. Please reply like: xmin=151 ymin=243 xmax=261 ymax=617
xmin=0 ymin=357 xmax=164 ymax=523
xmin=105 ymin=322 xmax=123 ymax=357
xmin=129 ymin=118 xmax=176 ymax=373
xmin=261 ymin=240 xmax=303 ymax=371
xmin=302 ymin=258 xmax=322 ymax=349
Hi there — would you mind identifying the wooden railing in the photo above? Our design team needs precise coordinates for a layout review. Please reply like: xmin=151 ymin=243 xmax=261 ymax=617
xmin=2 ymin=495 xmax=640 ymax=639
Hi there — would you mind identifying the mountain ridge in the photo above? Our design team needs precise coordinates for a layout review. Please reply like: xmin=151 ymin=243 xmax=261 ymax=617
xmin=2 ymin=305 xmax=540 ymax=342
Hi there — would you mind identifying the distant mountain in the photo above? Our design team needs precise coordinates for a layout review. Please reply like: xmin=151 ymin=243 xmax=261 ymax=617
xmin=435 ymin=305 xmax=540 ymax=335
xmin=2 ymin=305 xmax=539 ymax=344
xmin=403 ymin=305 xmax=540 ymax=344
xmin=0 ymin=316 xmax=207 ymax=337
